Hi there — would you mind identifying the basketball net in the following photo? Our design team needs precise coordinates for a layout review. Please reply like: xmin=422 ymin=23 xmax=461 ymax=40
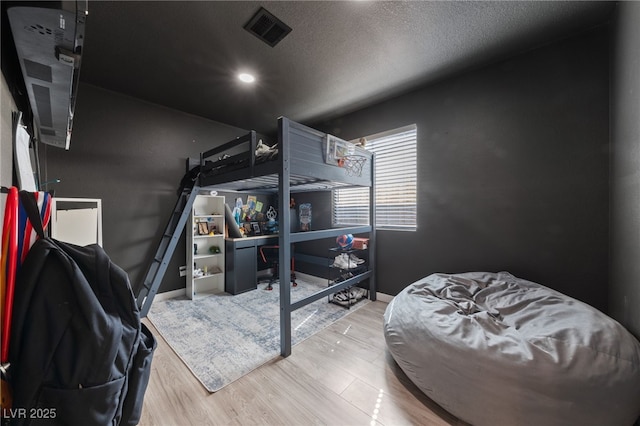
xmin=343 ymin=155 xmax=367 ymax=177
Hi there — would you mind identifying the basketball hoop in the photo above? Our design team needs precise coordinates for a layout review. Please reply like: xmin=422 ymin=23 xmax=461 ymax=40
xmin=343 ymin=155 xmax=367 ymax=177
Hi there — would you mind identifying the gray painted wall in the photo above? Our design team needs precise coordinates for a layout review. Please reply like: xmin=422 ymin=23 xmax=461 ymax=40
xmin=40 ymin=83 xmax=249 ymax=294
xmin=610 ymin=1 xmax=640 ymax=338
xmin=315 ymin=28 xmax=610 ymax=312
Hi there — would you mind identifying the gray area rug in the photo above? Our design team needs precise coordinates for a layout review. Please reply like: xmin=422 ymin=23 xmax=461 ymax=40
xmin=147 ymin=277 xmax=369 ymax=392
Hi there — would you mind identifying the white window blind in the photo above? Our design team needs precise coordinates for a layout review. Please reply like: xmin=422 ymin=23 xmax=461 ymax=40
xmin=333 ymin=124 xmax=417 ymax=231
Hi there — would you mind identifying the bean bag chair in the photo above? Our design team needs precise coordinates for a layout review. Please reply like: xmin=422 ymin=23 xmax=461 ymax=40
xmin=383 ymin=271 xmax=640 ymax=426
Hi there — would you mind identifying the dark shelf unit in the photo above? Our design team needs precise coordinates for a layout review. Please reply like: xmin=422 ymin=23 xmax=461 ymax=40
xmin=327 ymin=246 xmax=369 ymax=309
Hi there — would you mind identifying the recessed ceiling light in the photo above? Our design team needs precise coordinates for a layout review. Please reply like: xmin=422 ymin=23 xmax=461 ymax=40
xmin=238 ymin=73 xmax=255 ymax=83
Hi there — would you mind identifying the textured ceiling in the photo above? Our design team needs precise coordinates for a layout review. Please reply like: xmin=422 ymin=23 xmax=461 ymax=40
xmin=79 ymin=1 xmax=614 ymax=134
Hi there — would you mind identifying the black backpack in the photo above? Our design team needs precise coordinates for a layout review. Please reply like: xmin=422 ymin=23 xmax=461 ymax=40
xmin=6 ymin=192 xmax=156 ymax=425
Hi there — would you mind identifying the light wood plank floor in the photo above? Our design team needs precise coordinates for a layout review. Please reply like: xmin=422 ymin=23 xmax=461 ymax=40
xmin=139 ymin=300 xmax=467 ymax=426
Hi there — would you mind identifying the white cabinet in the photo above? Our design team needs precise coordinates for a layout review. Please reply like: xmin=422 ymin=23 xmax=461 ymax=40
xmin=186 ymin=195 xmax=225 ymax=299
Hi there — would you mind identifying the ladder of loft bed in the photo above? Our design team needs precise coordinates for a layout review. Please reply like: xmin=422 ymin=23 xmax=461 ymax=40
xmin=136 ymin=184 xmax=201 ymax=317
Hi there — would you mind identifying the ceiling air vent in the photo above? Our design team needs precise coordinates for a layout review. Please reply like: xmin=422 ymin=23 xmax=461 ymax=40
xmin=244 ymin=7 xmax=291 ymax=47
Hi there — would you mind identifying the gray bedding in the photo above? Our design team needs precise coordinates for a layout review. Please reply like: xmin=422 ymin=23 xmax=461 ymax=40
xmin=383 ymin=272 xmax=640 ymax=426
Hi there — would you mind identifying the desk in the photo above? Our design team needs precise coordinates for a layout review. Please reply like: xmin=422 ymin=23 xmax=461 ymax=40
xmin=225 ymin=235 xmax=278 ymax=295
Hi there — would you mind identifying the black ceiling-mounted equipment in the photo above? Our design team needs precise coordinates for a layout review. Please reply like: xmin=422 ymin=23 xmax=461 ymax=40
xmin=7 ymin=1 xmax=88 ymax=150
xmin=244 ymin=7 xmax=291 ymax=47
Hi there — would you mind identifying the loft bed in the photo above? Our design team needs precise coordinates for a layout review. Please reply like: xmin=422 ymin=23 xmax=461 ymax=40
xmin=191 ymin=117 xmax=376 ymax=357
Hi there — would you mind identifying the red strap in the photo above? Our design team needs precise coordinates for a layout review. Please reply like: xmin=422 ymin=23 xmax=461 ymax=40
xmin=1 ymin=187 xmax=19 ymax=363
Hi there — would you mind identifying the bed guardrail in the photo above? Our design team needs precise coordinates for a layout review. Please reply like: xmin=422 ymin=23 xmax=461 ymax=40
xmin=199 ymin=130 xmax=258 ymax=177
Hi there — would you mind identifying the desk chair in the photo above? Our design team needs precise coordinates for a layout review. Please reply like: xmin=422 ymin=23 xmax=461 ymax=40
xmin=258 ymin=245 xmax=297 ymax=291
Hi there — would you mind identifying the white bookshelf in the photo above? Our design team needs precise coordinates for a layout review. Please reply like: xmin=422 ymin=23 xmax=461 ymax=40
xmin=186 ymin=195 xmax=225 ymax=299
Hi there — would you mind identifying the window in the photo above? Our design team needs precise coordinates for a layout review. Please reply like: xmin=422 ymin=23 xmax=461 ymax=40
xmin=333 ymin=124 xmax=417 ymax=231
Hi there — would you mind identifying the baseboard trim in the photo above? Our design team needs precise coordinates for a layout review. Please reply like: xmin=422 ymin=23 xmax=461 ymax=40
xmin=153 ymin=288 xmax=186 ymax=302
xmin=375 ymin=292 xmax=394 ymax=303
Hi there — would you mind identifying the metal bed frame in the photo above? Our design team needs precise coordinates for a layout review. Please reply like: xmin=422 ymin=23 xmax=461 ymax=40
xmin=139 ymin=116 xmax=376 ymax=357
